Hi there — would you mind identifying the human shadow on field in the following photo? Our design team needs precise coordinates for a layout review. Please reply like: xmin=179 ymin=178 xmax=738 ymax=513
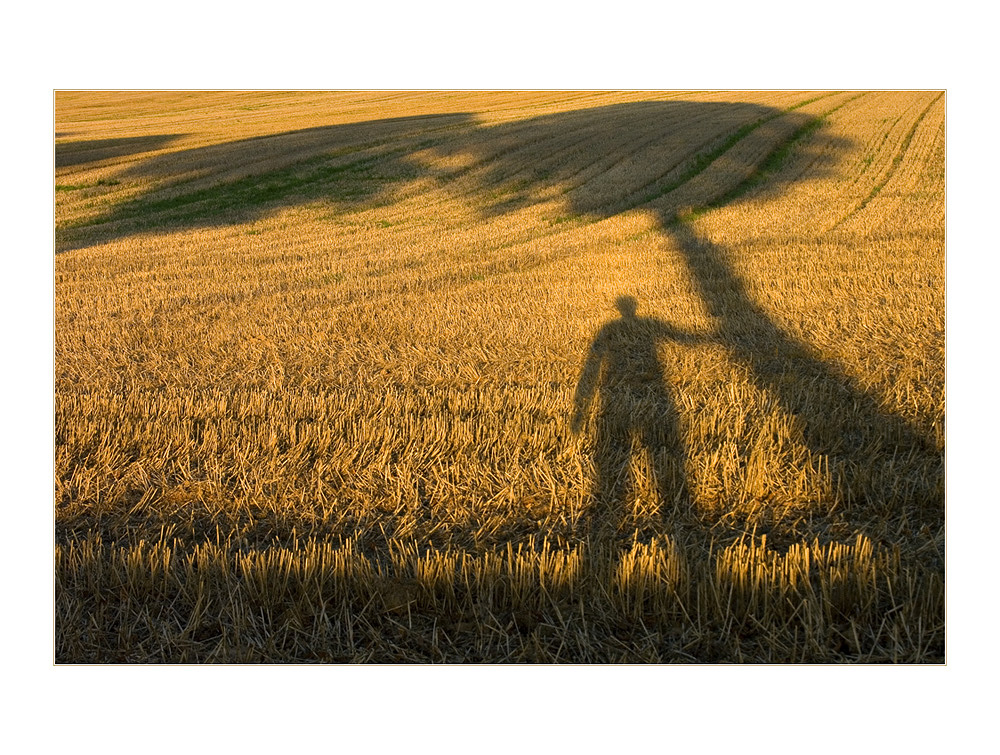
xmin=572 ymin=295 xmax=702 ymax=544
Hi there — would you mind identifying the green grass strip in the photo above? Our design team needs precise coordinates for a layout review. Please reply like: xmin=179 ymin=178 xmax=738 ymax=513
xmin=62 ymin=146 xmax=413 ymax=236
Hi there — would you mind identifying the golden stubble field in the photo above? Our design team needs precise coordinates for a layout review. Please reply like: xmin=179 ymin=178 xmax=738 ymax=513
xmin=54 ymin=90 xmax=945 ymax=662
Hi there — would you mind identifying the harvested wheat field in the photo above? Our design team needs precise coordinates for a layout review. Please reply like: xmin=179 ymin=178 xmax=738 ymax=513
xmin=54 ymin=90 xmax=945 ymax=663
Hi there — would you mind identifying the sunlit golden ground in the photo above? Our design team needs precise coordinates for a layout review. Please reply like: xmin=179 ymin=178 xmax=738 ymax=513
xmin=54 ymin=91 xmax=944 ymax=662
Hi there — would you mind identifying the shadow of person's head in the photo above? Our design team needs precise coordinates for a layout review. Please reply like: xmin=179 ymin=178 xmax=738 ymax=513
xmin=615 ymin=295 xmax=638 ymax=320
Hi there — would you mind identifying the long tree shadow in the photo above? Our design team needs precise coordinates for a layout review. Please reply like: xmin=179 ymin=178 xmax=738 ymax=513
xmin=424 ymin=94 xmax=942 ymax=548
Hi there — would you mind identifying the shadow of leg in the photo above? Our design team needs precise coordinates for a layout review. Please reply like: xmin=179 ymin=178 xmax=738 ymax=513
xmin=639 ymin=409 xmax=693 ymax=541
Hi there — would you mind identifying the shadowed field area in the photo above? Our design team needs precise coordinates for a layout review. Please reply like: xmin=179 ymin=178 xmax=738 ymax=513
xmin=55 ymin=90 xmax=945 ymax=662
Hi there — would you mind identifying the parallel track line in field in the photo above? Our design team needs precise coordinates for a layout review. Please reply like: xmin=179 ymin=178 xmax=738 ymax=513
xmin=828 ymin=92 xmax=944 ymax=231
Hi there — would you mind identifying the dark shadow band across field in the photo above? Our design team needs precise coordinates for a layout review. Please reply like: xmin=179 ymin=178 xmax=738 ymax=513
xmin=56 ymin=96 xmax=838 ymax=250
xmin=55 ymin=113 xmax=474 ymax=249
xmin=55 ymin=133 xmax=189 ymax=168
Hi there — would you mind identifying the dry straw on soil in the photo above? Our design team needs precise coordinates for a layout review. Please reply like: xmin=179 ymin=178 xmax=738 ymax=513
xmin=55 ymin=90 xmax=944 ymax=662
